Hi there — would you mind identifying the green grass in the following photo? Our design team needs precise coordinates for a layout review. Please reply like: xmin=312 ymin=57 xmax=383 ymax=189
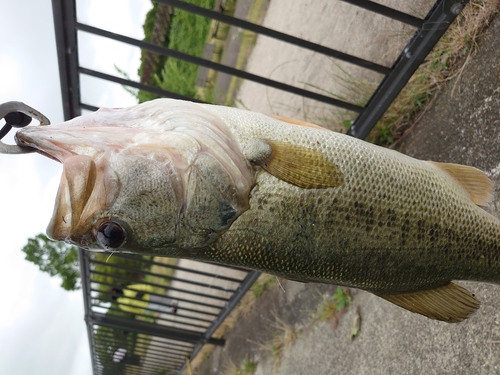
xmin=223 ymin=356 xmax=257 ymax=375
xmin=314 ymin=287 xmax=351 ymax=321
xmin=128 ymin=0 xmax=268 ymax=104
xmin=239 ymin=357 xmax=257 ymax=374
xmin=250 ymin=273 xmax=275 ymax=298
xmin=137 ymin=0 xmax=216 ymax=103
xmin=236 ymin=356 xmax=257 ymax=375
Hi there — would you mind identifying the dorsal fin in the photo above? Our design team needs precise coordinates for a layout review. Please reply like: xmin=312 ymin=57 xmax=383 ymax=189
xmin=376 ymin=282 xmax=480 ymax=323
xmin=429 ymin=161 xmax=493 ymax=206
xmin=244 ymin=139 xmax=343 ymax=189
xmin=270 ymin=115 xmax=328 ymax=131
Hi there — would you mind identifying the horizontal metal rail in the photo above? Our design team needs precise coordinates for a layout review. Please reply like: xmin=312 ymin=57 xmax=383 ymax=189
xmin=93 ymin=271 xmax=225 ymax=309
xmin=95 ymin=331 xmax=195 ymax=352
xmin=132 ymin=341 xmax=193 ymax=357
xmin=102 ymin=305 xmax=214 ymax=326
xmin=114 ymin=253 xmax=245 ymax=283
xmin=94 ymin=347 xmax=186 ymax=367
xmin=91 ymin=278 xmax=231 ymax=304
xmin=80 ymin=103 xmax=100 ymax=112
xmin=91 ymin=258 xmax=237 ymax=292
xmin=93 ymin=342 xmax=187 ymax=366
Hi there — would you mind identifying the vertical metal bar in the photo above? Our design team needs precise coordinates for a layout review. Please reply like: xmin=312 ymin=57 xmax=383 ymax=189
xmin=51 ymin=0 xmax=81 ymax=120
xmin=347 ymin=0 xmax=469 ymax=139
xmin=78 ymin=249 xmax=98 ymax=374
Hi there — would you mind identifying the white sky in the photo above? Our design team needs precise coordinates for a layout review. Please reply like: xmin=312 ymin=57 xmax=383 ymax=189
xmin=0 ymin=0 xmax=151 ymax=373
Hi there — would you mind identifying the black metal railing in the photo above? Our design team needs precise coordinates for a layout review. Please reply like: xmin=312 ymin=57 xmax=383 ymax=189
xmin=80 ymin=251 xmax=259 ymax=375
xmin=52 ymin=0 xmax=469 ymax=137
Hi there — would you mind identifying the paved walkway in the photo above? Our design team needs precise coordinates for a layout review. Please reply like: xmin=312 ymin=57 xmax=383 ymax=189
xmin=235 ymin=0 xmax=434 ymax=128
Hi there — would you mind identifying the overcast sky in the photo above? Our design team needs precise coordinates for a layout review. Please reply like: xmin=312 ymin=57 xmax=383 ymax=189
xmin=0 ymin=0 xmax=151 ymax=373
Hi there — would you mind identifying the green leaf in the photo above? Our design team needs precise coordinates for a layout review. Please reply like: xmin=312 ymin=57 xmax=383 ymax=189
xmin=22 ymin=234 xmax=81 ymax=291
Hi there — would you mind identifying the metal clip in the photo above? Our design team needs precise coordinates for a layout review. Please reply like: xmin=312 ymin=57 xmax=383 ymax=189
xmin=0 ymin=101 xmax=51 ymax=154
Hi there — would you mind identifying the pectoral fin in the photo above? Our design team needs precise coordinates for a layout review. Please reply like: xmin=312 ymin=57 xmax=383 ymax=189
xmin=429 ymin=161 xmax=493 ymax=206
xmin=375 ymin=282 xmax=480 ymax=323
xmin=245 ymin=139 xmax=343 ymax=189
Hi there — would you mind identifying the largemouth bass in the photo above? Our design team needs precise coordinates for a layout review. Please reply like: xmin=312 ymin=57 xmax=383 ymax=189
xmin=15 ymin=99 xmax=498 ymax=322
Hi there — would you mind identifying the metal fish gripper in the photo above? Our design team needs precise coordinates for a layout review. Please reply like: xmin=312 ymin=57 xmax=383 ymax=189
xmin=0 ymin=101 xmax=51 ymax=154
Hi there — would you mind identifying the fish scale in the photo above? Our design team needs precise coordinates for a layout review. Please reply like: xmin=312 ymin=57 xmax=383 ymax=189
xmin=201 ymin=170 xmax=499 ymax=290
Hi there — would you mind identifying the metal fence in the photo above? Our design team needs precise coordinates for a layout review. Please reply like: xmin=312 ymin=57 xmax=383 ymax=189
xmin=80 ymin=251 xmax=259 ymax=375
xmin=50 ymin=0 xmax=469 ymax=374
xmin=52 ymin=0 xmax=469 ymax=136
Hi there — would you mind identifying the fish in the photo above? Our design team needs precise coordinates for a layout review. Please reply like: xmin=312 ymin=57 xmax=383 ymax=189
xmin=14 ymin=98 xmax=499 ymax=323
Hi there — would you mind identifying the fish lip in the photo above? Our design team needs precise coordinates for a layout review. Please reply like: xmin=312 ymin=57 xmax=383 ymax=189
xmin=15 ymin=128 xmax=74 ymax=163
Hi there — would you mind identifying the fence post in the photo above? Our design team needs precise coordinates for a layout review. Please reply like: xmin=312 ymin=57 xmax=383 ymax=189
xmin=347 ymin=0 xmax=470 ymax=139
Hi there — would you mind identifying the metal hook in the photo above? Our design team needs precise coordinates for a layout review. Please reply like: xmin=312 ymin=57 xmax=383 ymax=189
xmin=0 ymin=101 xmax=51 ymax=154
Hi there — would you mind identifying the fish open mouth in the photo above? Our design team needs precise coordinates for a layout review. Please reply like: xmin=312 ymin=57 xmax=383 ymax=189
xmin=46 ymin=155 xmax=98 ymax=242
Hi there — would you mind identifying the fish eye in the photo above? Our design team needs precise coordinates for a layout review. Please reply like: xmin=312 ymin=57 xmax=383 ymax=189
xmin=97 ymin=221 xmax=127 ymax=249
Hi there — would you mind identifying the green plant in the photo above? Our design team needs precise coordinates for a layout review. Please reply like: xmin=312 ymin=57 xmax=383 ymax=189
xmin=314 ymin=287 xmax=351 ymax=321
xmin=223 ymin=356 xmax=257 ymax=375
xmin=22 ymin=233 xmax=80 ymax=291
xmin=236 ymin=356 xmax=257 ymax=375
xmin=250 ymin=273 xmax=275 ymax=298
xmin=306 ymin=0 xmax=498 ymax=145
xmin=333 ymin=286 xmax=352 ymax=310
xmin=136 ymin=0 xmax=216 ymax=103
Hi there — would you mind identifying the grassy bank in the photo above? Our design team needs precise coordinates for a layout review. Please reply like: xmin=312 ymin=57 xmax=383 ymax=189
xmin=368 ymin=0 xmax=499 ymax=145
xmin=137 ymin=0 xmax=216 ymax=103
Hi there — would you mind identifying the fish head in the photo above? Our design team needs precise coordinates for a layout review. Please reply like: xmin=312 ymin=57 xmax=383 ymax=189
xmin=15 ymin=99 xmax=253 ymax=254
